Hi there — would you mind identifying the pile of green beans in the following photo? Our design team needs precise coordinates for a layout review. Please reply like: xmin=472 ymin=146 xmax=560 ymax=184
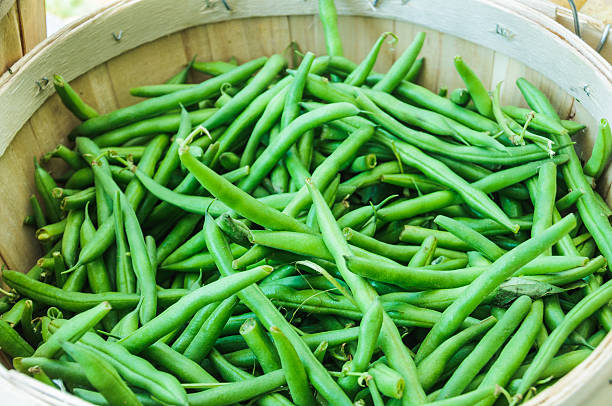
xmin=2 ymin=2 xmax=612 ymax=405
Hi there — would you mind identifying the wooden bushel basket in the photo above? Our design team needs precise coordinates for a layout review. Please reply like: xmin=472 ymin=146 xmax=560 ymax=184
xmin=0 ymin=0 xmax=611 ymax=404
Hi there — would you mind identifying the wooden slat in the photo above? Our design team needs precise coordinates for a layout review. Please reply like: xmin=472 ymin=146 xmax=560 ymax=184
xmin=288 ymin=15 xmax=327 ymax=58
xmin=28 ymin=92 xmax=80 ymax=153
xmin=0 ymin=0 xmax=17 ymax=20
xmin=106 ymin=32 xmax=188 ymax=107
xmin=181 ymin=25 xmax=214 ymax=83
xmin=0 ymin=3 xmax=23 ymax=74
xmin=337 ymin=15 xmax=395 ymax=72
xmin=16 ymin=0 xmax=46 ymax=53
xmin=0 ymin=121 xmax=42 ymax=271
xmin=69 ymin=63 xmax=120 ymax=115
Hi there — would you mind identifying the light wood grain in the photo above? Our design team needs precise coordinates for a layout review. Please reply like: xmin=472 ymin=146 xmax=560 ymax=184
xmin=0 ymin=3 xmax=22 ymax=74
xmin=0 ymin=0 xmax=16 ymax=20
xmin=16 ymin=0 xmax=46 ymax=53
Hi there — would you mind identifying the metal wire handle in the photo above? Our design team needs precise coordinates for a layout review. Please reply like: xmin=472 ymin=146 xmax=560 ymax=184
xmin=567 ymin=0 xmax=581 ymax=38
xmin=566 ymin=0 xmax=609 ymax=54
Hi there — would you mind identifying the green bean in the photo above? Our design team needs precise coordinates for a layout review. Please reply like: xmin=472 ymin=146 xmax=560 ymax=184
xmin=543 ymin=295 xmax=590 ymax=348
xmin=338 ymin=299 xmax=383 ymax=395
xmin=112 ymin=191 xmax=135 ymax=294
xmin=345 ymin=255 xmax=483 ymax=289
xmin=1 ymin=270 xmax=189 ymax=311
xmin=584 ymin=118 xmax=612 ymax=178
xmin=19 ymin=300 xmax=39 ymax=346
xmin=163 ymin=229 xmax=207 ymax=266
xmin=0 ymin=319 xmax=34 ymax=357
xmin=14 ymin=357 xmax=89 ymax=387
xmin=501 ymin=105 xmax=567 ymax=136
xmin=178 ymin=142 xmax=311 ymax=233
xmin=187 ymin=369 xmax=287 ymax=406
xmin=211 ymin=77 xmax=292 ymax=162
xmin=32 ymin=301 xmax=111 ymax=359
xmin=556 ymin=189 xmax=583 ymax=211
xmin=59 ymin=187 xmax=95 ymax=210
xmin=62 ymin=341 xmax=142 ymax=406
xmin=450 ymin=88 xmax=470 ymax=106
xmin=43 ymin=144 xmax=86 ymax=170
xmin=270 ymin=325 xmax=317 ymax=406
xmin=65 ymin=165 xmax=134 ymax=188
xmin=155 ymin=214 xmax=201 ymax=265
xmin=357 ymin=86 xmax=503 ymax=151
xmin=93 ymin=110 xmax=215 ymax=148
xmin=407 ymin=235 xmax=437 ymax=267
xmin=73 ymin=388 xmax=159 ymax=406
xmin=525 ymin=254 xmax=606 ymax=285
xmin=585 ymin=274 xmax=612 ymax=332
xmin=437 ymin=296 xmax=532 ymax=399
xmin=518 ymin=78 xmax=612 ymax=264
xmin=434 ymin=215 xmax=505 ymax=261
xmin=367 ymin=362 xmax=405 ymax=399
xmin=125 ymin=134 xmax=169 ymax=209
xmin=160 ymin=244 xmax=247 ymax=272
xmin=378 ymin=155 xmax=566 ymax=222
xmin=345 ymin=32 xmax=397 ymax=86
xmin=171 ymin=302 xmax=219 ymax=353
xmin=238 ymin=102 xmax=360 ymax=192
xmin=393 ymin=79 xmax=499 ymax=133
xmin=381 ymin=173 xmax=445 ymax=193
xmin=416 ymin=214 xmax=576 ymax=362
xmin=184 ymin=295 xmax=238 ymax=362
xmin=514 ymin=279 xmax=612 ymax=402
xmin=130 ymin=83 xmax=194 ymax=97
xmin=318 ymin=0 xmax=343 ymax=57
xmin=192 ymin=60 xmax=237 ymax=76
xmin=306 ymin=179 xmax=427 ymax=404
xmin=137 ymin=109 xmax=191 ymax=220
xmin=427 ymin=386 xmax=500 ymax=406
xmin=119 ymin=265 xmax=270 ymax=354
xmin=202 ymin=212 xmax=353 ymax=405
xmin=516 ymin=78 xmax=560 ymax=121
xmin=78 ymin=332 xmax=187 ymax=405
xmin=81 ymin=211 xmax=115 ymax=329
xmin=1 ymin=298 xmax=27 ymax=327
xmin=142 ymin=341 xmax=217 ymax=384
xmin=512 ymin=349 xmax=592 ymax=384
xmin=34 ymin=159 xmax=62 ymax=222
xmin=53 ymin=74 xmax=99 ymax=121
xmin=240 ymin=318 xmax=281 ymax=373
xmin=400 ymin=226 xmax=469 ymax=251
xmin=345 ymin=227 xmax=467 ymax=262
xmin=453 ymin=57 xmax=492 ymax=118
xmin=167 ymin=57 xmax=195 ymax=84
xmin=354 ymin=93 xmax=517 ymax=231
xmin=418 ymin=317 xmax=497 ymax=391
xmin=373 ymin=32 xmax=425 ymax=92
xmin=59 ymin=209 xmax=84 ymax=268
xmin=110 ymin=307 xmax=140 ymax=340
xmin=75 ymin=58 xmax=266 ymax=136
xmin=197 ymin=54 xmax=286 ymax=153
xmin=208 ymin=349 xmax=293 ymax=406
xmin=453 ymin=216 xmax=532 ymax=237
xmin=77 ymin=137 xmax=157 ymax=322
xmin=240 ymin=86 xmax=291 ymax=168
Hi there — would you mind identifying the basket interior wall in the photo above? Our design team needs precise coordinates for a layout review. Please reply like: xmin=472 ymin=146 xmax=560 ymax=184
xmin=0 ymin=14 xmax=598 ymax=274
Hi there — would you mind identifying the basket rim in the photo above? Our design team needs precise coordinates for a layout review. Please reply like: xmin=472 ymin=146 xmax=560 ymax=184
xmin=0 ymin=1 xmax=611 ymax=405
